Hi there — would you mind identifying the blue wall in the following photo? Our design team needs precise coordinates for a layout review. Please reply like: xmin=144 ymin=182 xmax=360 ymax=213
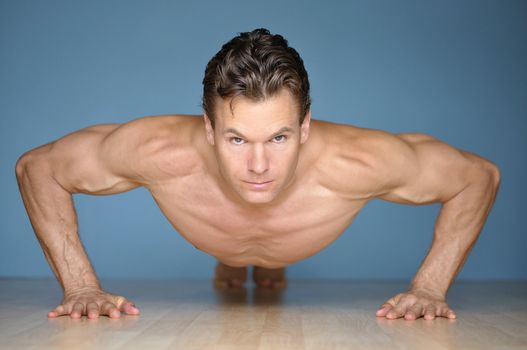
xmin=1 ymin=0 xmax=525 ymax=281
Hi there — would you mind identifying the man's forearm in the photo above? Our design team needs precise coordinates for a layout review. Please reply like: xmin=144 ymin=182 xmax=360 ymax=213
xmin=15 ymin=158 xmax=101 ymax=293
xmin=410 ymin=168 xmax=500 ymax=298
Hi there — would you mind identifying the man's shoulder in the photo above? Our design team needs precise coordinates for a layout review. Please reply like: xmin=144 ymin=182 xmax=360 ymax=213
xmin=117 ymin=114 xmax=203 ymax=180
xmin=315 ymin=120 xmax=414 ymax=200
xmin=315 ymin=119 xmax=392 ymax=164
xmin=124 ymin=113 xmax=199 ymax=135
xmin=127 ymin=114 xmax=200 ymax=145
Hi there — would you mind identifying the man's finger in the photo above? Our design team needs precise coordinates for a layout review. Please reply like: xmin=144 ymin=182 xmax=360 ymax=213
xmin=70 ymin=302 xmax=85 ymax=318
xmin=86 ymin=302 xmax=100 ymax=319
xmin=440 ymin=306 xmax=456 ymax=319
xmin=121 ymin=301 xmax=140 ymax=315
xmin=48 ymin=305 xmax=68 ymax=318
xmin=386 ymin=304 xmax=405 ymax=319
xmin=113 ymin=295 xmax=127 ymax=309
xmin=101 ymin=302 xmax=121 ymax=318
xmin=404 ymin=304 xmax=423 ymax=320
xmin=424 ymin=305 xmax=436 ymax=320
xmin=376 ymin=303 xmax=392 ymax=317
xmin=114 ymin=295 xmax=140 ymax=315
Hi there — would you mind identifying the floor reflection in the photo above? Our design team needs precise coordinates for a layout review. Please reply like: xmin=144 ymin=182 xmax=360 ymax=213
xmin=212 ymin=283 xmax=287 ymax=306
xmin=47 ymin=313 xmax=140 ymax=330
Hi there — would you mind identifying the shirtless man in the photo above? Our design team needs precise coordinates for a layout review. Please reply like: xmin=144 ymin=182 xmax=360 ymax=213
xmin=15 ymin=28 xmax=500 ymax=321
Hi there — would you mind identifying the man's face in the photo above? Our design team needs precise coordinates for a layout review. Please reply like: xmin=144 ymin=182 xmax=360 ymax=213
xmin=204 ymin=88 xmax=311 ymax=206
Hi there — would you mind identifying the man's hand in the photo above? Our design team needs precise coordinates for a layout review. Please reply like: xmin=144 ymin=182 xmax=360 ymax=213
xmin=375 ymin=289 xmax=457 ymax=320
xmin=48 ymin=287 xmax=140 ymax=319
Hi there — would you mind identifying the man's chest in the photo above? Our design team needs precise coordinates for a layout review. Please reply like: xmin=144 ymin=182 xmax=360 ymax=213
xmin=147 ymin=175 xmax=368 ymax=268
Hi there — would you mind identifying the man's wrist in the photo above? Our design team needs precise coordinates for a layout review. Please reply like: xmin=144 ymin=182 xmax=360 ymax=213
xmin=410 ymin=278 xmax=449 ymax=299
xmin=64 ymin=284 xmax=102 ymax=296
xmin=64 ymin=279 xmax=102 ymax=295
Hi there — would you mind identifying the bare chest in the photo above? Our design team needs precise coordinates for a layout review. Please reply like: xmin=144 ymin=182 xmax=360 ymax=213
xmin=148 ymin=174 xmax=368 ymax=268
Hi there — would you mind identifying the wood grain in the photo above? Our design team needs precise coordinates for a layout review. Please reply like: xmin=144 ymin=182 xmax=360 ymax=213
xmin=0 ymin=279 xmax=525 ymax=349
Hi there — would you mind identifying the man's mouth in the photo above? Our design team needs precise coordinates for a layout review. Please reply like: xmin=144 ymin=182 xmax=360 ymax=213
xmin=243 ymin=180 xmax=273 ymax=189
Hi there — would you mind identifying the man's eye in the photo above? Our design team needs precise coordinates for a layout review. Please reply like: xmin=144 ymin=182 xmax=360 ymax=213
xmin=273 ymin=135 xmax=287 ymax=143
xmin=230 ymin=137 xmax=245 ymax=145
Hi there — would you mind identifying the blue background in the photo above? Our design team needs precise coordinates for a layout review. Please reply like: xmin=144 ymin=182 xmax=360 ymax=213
xmin=1 ymin=0 xmax=525 ymax=281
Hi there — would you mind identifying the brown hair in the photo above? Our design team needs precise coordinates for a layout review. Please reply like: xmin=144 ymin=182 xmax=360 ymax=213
xmin=201 ymin=28 xmax=311 ymax=129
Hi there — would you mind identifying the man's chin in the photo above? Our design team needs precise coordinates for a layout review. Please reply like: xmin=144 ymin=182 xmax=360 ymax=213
xmin=239 ymin=191 xmax=277 ymax=205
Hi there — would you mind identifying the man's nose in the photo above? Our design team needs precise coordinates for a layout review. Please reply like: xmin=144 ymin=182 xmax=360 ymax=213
xmin=248 ymin=144 xmax=269 ymax=174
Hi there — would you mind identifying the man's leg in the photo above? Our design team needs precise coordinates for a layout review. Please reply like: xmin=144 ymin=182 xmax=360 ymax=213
xmin=253 ymin=266 xmax=287 ymax=289
xmin=213 ymin=261 xmax=248 ymax=289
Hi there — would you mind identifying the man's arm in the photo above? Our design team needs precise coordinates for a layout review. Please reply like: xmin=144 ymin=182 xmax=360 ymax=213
xmin=15 ymin=119 xmax=158 ymax=318
xmin=363 ymin=131 xmax=500 ymax=320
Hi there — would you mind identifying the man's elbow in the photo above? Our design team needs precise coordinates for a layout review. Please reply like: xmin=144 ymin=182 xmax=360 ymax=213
xmin=15 ymin=153 xmax=32 ymax=178
xmin=480 ymin=161 xmax=501 ymax=189
xmin=491 ymin=164 xmax=501 ymax=190
xmin=15 ymin=150 xmax=43 ymax=178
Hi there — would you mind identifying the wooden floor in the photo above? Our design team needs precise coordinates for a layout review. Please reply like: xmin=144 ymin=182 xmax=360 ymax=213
xmin=0 ymin=278 xmax=526 ymax=350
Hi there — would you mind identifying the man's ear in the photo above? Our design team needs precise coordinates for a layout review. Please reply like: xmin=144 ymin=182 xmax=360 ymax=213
xmin=203 ymin=114 xmax=215 ymax=145
xmin=300 ymin=110 xmax=311 ymax=144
